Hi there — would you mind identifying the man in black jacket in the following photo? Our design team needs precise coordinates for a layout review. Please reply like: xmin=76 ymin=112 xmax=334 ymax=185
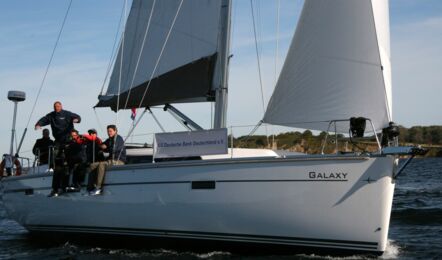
xmin=65 ymin=129 xmax=86 ymax=192
xmin=35 ymin=101 xmax=81 ymax=144
xmin=35 ymin=101 xmax=81 ymax=197
xmin=32 ymin=129 xmax=54 ymax=166
xmin=88 ymin=124 xmax=126 ymax=195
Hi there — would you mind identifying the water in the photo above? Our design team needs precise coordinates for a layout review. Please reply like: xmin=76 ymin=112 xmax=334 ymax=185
xmin=0 ymin=158 xmax=440 ymax=259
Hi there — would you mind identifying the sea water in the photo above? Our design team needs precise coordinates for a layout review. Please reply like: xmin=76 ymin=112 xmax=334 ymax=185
xmin=0 ymin=158 xmax=440 ymax=259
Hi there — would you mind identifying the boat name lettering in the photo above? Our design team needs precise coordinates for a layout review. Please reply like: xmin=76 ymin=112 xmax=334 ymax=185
xmin=308 ymin=171 xmax=348 ymax=179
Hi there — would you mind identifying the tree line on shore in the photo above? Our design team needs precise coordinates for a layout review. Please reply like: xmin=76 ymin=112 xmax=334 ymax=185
xmin=230 ymin=125 xmax=442 ymax=157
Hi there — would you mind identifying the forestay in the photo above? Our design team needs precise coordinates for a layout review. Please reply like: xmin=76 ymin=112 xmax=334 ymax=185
xmin=263 ymin=0 xmax=392 ymax=133
xmin=97 ymin=0 xmax=223 ymax=111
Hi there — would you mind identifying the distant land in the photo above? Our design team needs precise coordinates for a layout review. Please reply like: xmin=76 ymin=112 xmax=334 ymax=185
xmin=231 ymin=125 xmax=442 ymax=157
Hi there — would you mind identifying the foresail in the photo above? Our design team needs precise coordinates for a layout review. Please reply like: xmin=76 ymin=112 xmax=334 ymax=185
xmin=263 ymin=0 xmax=392 ymax=133
xmin=97 ymin=0 xmax=222 ymax=111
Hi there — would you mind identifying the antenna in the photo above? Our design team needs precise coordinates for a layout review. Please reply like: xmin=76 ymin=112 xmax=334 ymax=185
xmin=7 ymin=90 xmax=26 ymax=161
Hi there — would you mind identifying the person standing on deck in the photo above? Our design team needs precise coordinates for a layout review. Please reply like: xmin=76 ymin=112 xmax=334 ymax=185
xmin=32 ymin=128 xmax=54 ymax=166
xmin=35 ymin=101 xmax=81 ymax=197
xmin=88 ymin=125 xmax=126 ymax=196
xmin=35 ymin=101 xmax=81 ymax=144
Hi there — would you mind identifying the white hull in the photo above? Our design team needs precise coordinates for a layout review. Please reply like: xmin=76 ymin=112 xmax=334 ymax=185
xmin=1 ymin=155 xmax=396 ymax=254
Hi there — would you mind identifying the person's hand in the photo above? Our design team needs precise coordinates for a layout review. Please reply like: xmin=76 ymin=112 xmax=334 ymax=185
xmin=101 ymin=144 xmax=107 ymax=149
xmin=35 ymin=124 xmax=41 ymax=130
xmin=73 ymin=118 xmax=79 ymax=123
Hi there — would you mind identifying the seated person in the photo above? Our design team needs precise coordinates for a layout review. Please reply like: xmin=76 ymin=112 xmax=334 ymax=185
xmin=88 ymin=125 xmax=126 ymax=196
xmin=82 ymin=128 xmax=104 ymax=191
xmin=82 ymin=128 xmax=104 ymax=164
xmin=65 ymin=129 xmax=87 ymax=192
xmin=32 ymin=129 xmax=54 ymax=166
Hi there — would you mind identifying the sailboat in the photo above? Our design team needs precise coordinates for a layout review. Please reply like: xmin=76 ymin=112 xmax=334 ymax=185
xmin=1 ymin=0 xmax=425 ymax=255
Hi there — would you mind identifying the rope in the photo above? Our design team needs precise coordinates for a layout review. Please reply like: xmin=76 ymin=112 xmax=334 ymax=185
xmin=137 ymin=0 xmax=184 ymax=109
xmin=122 ymin=0 xmax=157 ymax=110
xmin=99 ymin=0 xmax=127 ymax=96
xmin=25 ymin=0 xmax=73 ymax=128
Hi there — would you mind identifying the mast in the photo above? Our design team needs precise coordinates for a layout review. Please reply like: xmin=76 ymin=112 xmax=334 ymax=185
xmin=213 ymin=0 xmax=232 ymax=129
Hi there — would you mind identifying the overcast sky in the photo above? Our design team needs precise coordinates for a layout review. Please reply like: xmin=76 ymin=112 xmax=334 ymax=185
xmin=0 ymin=0 xmax=441 ymax=158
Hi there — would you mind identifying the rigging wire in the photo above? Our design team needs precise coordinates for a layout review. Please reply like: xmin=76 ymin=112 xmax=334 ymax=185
xmin=250 ymin=0 xmax=266 ymax=114
xmin=94 ymin=0 xmax=127 ymax=133
xmin=24 ymin=0 xmax=73 ymax=129
xmin=93 ymin=108 xmax=105 ymax=133
xmin=272 ymin=0 xmax=281 ymax=147
xmin=113 ymin=0 xmax=128 ymax=161
xmin=149 ymin=109 xmax=166 ymax=133
xmin=115 ymin=0 xmax=184 ymax=157
xmin=137 ymin=0 xmax=184 ymax=110
xmin=122 ymin=0 xmax=157 ymax=110
xmin=250 ymin=0 xmax=269 ymax=145
xmin=99 ymin=0 xmax=127 ymax=96
xmin=115 ymin=0 xmax=128 ymax=128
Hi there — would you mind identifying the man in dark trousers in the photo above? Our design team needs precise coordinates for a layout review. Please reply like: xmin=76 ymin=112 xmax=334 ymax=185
xmin=35 ymin=101 xmax=81 ymax=197
xmin=82 ymin=128 xmax=104 ymax=192
xmin=88 ymin=125 xmax=126 ymax=195
xmin=32 ymin=129 xmax=54 ymax=166
xmin=65 ymin=129 xmax=87 ymax=192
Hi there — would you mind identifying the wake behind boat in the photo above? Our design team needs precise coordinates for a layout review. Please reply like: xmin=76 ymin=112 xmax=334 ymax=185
xmin=0 ymin=0 xmax=426 ymax=256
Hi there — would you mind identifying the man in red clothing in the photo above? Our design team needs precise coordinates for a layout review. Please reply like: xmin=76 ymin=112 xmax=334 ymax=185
xmin=64 ymin=129 xmax=104 ymax=193
xmin=82 ymin=129 xmax=104 ymax=164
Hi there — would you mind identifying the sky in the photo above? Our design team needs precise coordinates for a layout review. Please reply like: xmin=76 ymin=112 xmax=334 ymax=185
xmin=0 ymin=0 xmax=441 ymax=158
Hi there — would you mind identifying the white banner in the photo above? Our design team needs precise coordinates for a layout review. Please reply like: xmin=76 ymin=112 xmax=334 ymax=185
xmin=153 ymin=128 xmax=228 ymax=159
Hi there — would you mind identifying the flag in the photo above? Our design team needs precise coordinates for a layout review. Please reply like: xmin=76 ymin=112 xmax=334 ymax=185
xmin=130 ymin=108 xmax=137 ymax=121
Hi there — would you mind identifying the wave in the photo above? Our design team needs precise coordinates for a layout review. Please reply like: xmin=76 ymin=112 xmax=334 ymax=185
xmin=380 ymin=240 xmax=401 ymax=259
xmin=395 ymin=187 xmax=442 ymax=197
xmin=391 ymin=207 xmax=442 ymax=224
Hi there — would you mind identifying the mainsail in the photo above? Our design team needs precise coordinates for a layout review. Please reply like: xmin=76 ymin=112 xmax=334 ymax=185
xmin=263 ymin=0 xmax=392 ymax=133
xmin=97 ymin=0 xmax=223 ymax=111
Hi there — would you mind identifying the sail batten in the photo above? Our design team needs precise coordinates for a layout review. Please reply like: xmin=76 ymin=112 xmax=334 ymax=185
xmin=263 ymin=0 xmax=392 ymax=133
xmin=97 ymin=0 xmax=223 ymax=110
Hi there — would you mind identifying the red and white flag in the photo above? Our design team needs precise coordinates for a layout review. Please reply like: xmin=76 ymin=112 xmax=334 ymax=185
xmin=130 ymin=108 xmax=137 ymax=121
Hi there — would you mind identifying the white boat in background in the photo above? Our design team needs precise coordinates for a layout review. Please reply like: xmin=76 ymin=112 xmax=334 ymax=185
xmin=1 ymin=0 xmax=425 ymax=256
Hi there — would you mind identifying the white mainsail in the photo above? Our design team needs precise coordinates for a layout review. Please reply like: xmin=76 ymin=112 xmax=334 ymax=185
xmin=263 ymin=0 xmax=392 ymax=133
xmin=97 ymin=0 xmax=223 ymax=111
